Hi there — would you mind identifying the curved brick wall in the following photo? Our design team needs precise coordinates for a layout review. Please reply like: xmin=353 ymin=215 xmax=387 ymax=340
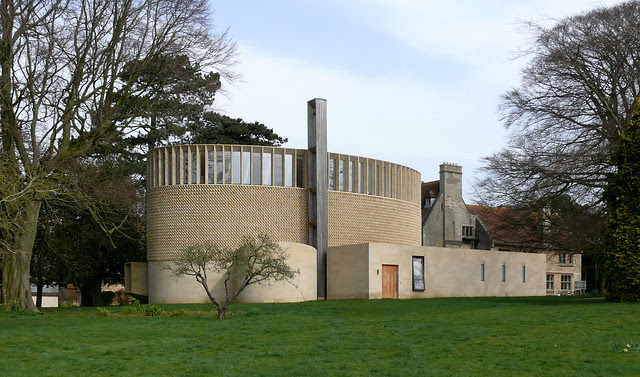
xmin=147 ymin=185 xmax=309 ymax=261
xmin=328 ymin=191 xmax=421 ymax=247
xmin=147 ymin=185 xmax=421 ymax=261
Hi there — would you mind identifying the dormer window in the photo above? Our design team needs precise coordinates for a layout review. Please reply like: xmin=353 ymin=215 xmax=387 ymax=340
xmin=558 ymin=253 xmax=573 ymax=264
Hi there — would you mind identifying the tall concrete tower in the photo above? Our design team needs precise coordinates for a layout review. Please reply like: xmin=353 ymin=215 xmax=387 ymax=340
xmin=307 ymin=98 xmax=328 ymax=299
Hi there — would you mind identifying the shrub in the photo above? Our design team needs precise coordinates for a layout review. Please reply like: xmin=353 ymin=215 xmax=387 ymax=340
xmin=119 ymin=301 xmax=162 ymax=316
xmin=115 ymin=288 xmax=127 ymax=305
xmin=122 ymin=296 xmax=139 ymax=306
xmin=101 ymin=291 xmax=116 ymax=306
xmin=97 ymin=307 xmax=110 ymax=316
xmin=142 ymin=305 xmax=162 ymax=317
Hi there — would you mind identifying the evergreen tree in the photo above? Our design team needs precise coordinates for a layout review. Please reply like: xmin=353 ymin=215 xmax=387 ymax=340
xmin=31 ymin=156 xmax=146 ymax=306
xmin=184 ymin=112 xmax=287 ymax=146
xmin=113 ymin=54 xmax=286 ymax=175
xmin=604 ymin=101 xmax=640 ymax=301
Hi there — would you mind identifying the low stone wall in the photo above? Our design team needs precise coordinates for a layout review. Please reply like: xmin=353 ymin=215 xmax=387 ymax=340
xmin=148 ymin=242 xmax=317 ymax=304
xmin=328 ymin=243 xmax=546 ymax=299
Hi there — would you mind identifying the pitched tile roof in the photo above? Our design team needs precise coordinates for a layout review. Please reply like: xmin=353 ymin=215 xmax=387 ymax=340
xmin=421 ymin=180 xmax=439 ymax=199
xmin=467 ymin=205 xmax=543 ymax=249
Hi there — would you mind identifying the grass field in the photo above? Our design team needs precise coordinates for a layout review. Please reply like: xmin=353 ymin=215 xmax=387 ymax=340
xmin=1 ymin=296 xmax=639 ymax=376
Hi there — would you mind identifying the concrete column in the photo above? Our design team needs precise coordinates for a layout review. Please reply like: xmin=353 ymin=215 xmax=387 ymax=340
xmin=307 ymin=98 xmax=328 ymax=299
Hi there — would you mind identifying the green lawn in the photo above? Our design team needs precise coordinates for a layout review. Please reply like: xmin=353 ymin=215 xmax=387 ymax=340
xmin=1 ymin=296 xmax=639 ymax=376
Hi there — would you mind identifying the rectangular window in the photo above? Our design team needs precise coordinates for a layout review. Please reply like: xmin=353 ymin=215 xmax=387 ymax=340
xmin=274 ymin=153 xmax=283 ymax=186
xmin=174 ymin=149 xmax=180 ymax=184
xmin=224 ymin=151 xmax=231 ymax=184
xmin=501 ymin=264 xmax=506 ymax=282
xmin=199 ymin=151 xmax=205 ymax=184
xmin=242 ymin=151 xmax=251 ymax=184
xmin=296 ymin=155 xmax=305 ymax=187
xmin=390 ymin=166 xmax=394 ymax=197
xmin=216 ymin=151 xmax=223 ymax=184
xmin=328 ymin=158 xmax=335 ymax=190
xmin=412 ymin=256 xmax=425 ymax=291
xmin=522 ymin=265 xmax=526 ymax=283
xmin=285 ymin=153 xmax=293 ymax=187
xmin=376 ymin=165 xmax=381 ymax=196
xmin=559 ymin=253 xmax=573 ymax=264
xmin=561 ymin=275 xmax=572 ymax=290
xmin=208 ymin=150 xmax=216 ymax=184
xmin=189 ymin=150 xmax=198 ymax=183
xmin=263 ymin=152 xmax=272 ymax=185
xmin=382 ymin=165 xmax=387 ymax=196
xmin=166 ymin=149 xmax=173 ymax=185
xmin=359 ymin=162 xmax=364 ymax=194
xmin=252 ymin=152 xmax=262 ymax=185
xmin=349 ymin=161 xmax=354 ymax=192
xmin=191 ymin=150 xmax=198 ymax=183
xmin=232 ymin=150 xmax=241 ymax=184
xmin=546 ymin=274 xmax=554 ymax=290
xmin=462 ymin=226 xmax=474 ymax=238
xmin=183 ymin=149 xmax=189 ymax=184
xmin=481 ymin=263 xmax=485 ymax=282
xmin=172 ymin=149 xmax=178 ymax=184
xmin=339 ymin=160 xmax=345 ymax=191
xmin=367 ymin=164 xmax=372 ymax=195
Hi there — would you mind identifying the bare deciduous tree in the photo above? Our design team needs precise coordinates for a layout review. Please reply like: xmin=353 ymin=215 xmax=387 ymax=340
xmin=166 ymin=234 xmax=299 ymax=319
xmin=477 ymin=1 xmax=640 ymax=292
xmin=0 ymin=0 xmax=237 ymax=310
xmin=478 ymin=1 xmax=640 ymax=209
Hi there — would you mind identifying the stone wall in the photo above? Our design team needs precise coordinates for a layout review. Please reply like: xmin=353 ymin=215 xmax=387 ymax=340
xmin=148 ymin=242 xmax=318 ymax=304
xmin=328 ymin=243 xmax=546 ymax=299
xmin=545 ymin=252 xmax=582 ymax=294
xmin=423 ymin=163 xmax=476 ymax=248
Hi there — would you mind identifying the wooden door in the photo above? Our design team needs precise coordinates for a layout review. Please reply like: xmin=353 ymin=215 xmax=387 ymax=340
xmin=382 ymin=264 xmax=399 ymax=299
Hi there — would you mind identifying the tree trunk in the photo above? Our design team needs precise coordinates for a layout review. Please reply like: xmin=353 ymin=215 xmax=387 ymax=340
xmin=1 ymin=200 xmax=41 ymax=312
xmin=79 ymin=283 xmax=104 ymax=307
xmin=217 ymin=307 xmax=227 ymax=319
xmin=35 ymin=283 xmax=43 ymax=308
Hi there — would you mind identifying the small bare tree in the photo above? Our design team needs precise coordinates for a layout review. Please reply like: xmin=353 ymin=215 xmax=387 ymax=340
xmin=167 ymin=234 xmax=299 ymax=319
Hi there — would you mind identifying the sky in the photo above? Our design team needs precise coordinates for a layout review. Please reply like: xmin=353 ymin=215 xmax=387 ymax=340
xmin=210 ymin=0 xmax=627 ymax=199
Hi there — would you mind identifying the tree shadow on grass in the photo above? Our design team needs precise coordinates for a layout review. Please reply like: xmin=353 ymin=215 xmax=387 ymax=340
xmin=480 ymin=295 xmax=608 ymax=306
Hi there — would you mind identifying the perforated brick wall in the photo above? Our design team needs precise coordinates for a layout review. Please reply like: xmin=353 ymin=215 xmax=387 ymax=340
xmin=147 ymin=185 xmax=421 ymax=261
xmin=147 ymin=185 xmax=309 ymax=261
xmin=328 ymin=192 xmax=421 ymax=247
